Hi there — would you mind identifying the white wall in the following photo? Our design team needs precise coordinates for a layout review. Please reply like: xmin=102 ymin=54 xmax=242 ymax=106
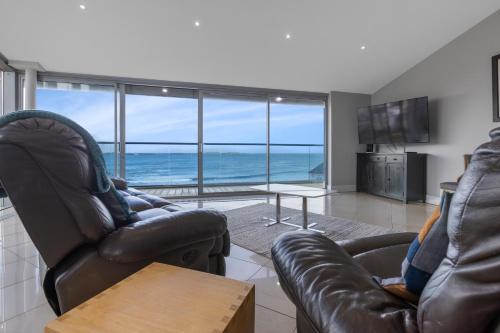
xmin=329 ymin=91 xmax=370 ymax=191
xmin=372 ymin=9 xmax=500 ymax=199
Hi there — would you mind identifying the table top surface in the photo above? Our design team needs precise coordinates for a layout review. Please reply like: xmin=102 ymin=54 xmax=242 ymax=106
xmin=250 ymin=183 xmax=334 ymax=198
xmin=45 ymin=263 xmax=254 ymax=333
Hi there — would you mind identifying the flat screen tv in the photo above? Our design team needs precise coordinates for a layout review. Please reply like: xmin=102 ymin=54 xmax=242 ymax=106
xmin=357 ymin=96 xmax=429 ymax=144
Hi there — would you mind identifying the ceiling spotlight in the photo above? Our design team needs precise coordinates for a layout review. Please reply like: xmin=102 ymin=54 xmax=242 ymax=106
xmin=79 ymin=4 xmax=86 ymax=10
xmin=285 ymin=33 xmax=291 ymax=40
xmin=275 ymin=97 xmax=283 ymax=102
xmin=194 ymin=21 xmax=201 ymax=27
xmin=360 ymin=45 xmax=367 ymax=50
xmin=162 ymin=88 xmax=168 ymax=93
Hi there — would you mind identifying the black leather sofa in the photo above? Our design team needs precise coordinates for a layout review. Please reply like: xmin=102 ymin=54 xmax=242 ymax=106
xmin=272 ymin=128 xmax=500 ymax=332
xmin=0 ymin=111 xmax=230 ymax=315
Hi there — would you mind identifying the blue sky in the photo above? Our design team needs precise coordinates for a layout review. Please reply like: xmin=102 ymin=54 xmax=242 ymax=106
xmin=37 ymin=88 xmax=324 ymax=153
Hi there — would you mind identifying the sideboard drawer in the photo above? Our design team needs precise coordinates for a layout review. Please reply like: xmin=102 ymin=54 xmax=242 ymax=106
xmin=387 ymin=155 xmax=404 ymax=163
xmin=368 ymin=155 xmax=386 ymax=162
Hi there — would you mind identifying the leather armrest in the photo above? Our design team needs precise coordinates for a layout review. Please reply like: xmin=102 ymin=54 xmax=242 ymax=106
xmin=337 ymin=232 xmax=417 ymax=256
xmin=99 ymin=209 xmax=227 ymax=263
xmin=110 ymin=177 xmax=128 ymax=190
xmin=352 ymin=243 xmax=411 ymax=278
xmin=271 ymin=231 xmax=417 ymax=333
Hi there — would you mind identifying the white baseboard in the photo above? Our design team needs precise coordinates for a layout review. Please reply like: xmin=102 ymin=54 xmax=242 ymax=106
xmin=425 ymin=195 xmax=440 ymax=206
xmin=332 ymin=185 xmax=357 ymax=193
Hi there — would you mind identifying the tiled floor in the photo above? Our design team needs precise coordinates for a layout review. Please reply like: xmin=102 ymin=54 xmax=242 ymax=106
xmin=0 ymin=210 xmax=52 ymax=333
xmin=0 ymin=192 xmax=434 ymax=332
xmin=178 ymin=191 xmax=435 ymax=233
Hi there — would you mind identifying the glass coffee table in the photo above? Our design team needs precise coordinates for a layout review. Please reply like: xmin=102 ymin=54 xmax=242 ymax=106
xmin=251 ymin=184 xmax=333 ymax=234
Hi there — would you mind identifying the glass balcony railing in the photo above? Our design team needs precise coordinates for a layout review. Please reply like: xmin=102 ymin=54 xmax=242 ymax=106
xmin=203 ymin=144 xmax=267 ymax=185
xmin=97 ymin=141 xmax=324 ymax=187
xmin=126 ymin=142 xmax=198 ymax=187
xmin=270 ymin=144 xmax=325 ymax=183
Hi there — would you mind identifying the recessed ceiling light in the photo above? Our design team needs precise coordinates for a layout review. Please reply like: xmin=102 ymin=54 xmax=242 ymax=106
xmin=162 ymin=88 xmax=168 ymax=93
xmin=79 ymin=4 xmax=86 ymax=10
xmin=360 ymin=45 xmax=367 ymax=50
xmin=285 ymin=33 xmax=291 ymax=40
xmin=275 ymin=97 xmax=283 ymax=102
xmin=194 ymin=21 xmax=201 ymax=27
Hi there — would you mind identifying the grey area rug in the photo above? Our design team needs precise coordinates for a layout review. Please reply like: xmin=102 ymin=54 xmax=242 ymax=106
xmin=225 ymin=203 xmax=394 ymax=258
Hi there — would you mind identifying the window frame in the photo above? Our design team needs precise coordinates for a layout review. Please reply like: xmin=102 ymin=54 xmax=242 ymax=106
xmin=24 ymin=71 xmax=329 ymax=190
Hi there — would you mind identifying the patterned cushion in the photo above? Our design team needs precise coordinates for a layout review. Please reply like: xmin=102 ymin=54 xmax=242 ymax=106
xmin=376 ymin=191 xmax=453 ymax=302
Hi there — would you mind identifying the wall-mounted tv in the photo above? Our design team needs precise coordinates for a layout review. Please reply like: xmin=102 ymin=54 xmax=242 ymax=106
xmin=357 ymin=96 xmax=429 ymax=144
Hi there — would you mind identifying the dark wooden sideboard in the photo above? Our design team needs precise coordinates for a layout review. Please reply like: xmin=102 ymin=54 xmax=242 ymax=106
xmin=356 ymin=152 xmax=427 ymax=203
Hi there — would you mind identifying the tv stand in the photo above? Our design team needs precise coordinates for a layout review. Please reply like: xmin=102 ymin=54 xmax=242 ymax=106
xmin=356 ymin=152 xmax=426 ymax=203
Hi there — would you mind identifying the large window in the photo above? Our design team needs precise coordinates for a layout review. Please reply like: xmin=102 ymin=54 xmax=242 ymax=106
xmin=36 ymin=81 xmax=117 ymax=175
xmin=203 ymin=95 xmax=267 ymax=186
xmin=125 ymin=86 xmax=198 ymax=186
xmin=35 ymin=76 xmax=327 ymax=190
xmin=270 ymin=99 xmax=325 ymax=184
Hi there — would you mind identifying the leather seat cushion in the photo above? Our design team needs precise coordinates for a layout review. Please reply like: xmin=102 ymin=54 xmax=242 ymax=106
xmin=136 ymin=208 xmax=171 ymax=220
xmin=162 ymin=203 xmax=183 ymax=212
xmin=137 ymin=194 xmax=173 ymax=208
xmin=118 ymin=190 xmax=130 ymax=197
xmin=124 ymin=196 xmax=153 ymax=212
xmin=126 ymin=188 xmax=146 ymax=196
xmin=352 ymin=243 xmax=411 ymax=278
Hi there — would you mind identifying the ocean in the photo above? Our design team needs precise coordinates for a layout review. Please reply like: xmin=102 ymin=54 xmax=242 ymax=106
xmin=103 ymin=153 xmax=324 ymax=186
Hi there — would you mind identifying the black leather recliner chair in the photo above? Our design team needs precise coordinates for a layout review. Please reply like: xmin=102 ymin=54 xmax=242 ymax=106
xmin=0 ymin=110 xmax=230 ymax=315
xmin=272 ymin=128 xmax=500 ymax=333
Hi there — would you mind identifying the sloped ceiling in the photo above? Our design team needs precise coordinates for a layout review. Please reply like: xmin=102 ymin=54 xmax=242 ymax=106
xmin=1 ymin=0 xmax=499 ymax=93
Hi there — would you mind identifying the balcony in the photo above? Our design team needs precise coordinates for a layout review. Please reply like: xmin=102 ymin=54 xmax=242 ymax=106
xmin=98 ymin=141 xmax=325 ymax=197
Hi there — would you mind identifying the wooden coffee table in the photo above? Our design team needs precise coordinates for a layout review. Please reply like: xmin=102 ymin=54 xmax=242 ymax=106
xmin=45 ymin=263 xmax=255 ymax=333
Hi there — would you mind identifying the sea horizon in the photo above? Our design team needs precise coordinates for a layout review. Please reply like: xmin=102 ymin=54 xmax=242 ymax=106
xmin=102 ymin=152 xmax=324 ymax=186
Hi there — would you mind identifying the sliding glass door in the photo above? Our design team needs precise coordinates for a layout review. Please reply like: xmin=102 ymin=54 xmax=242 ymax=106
xmin=124 ymin=86 xmax=198 ymax=187
xmin=34 ymin=76 xmax=327 ymax=192
xmin=202 ymin=95 xmax=267 ymax=192
xmin=270 ymin=98 xmax=325 ymax=185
